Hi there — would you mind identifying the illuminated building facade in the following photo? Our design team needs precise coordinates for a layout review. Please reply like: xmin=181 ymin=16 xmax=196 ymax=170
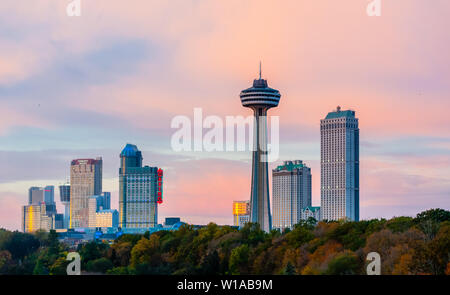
xmin=95 ymin=210 xmax=119 ymax=228
xmin=22 ymin=203 xmax=53 ymax=233
xmin=70 ymin=158 xmax=103 ymax=228
xmin=233 ymin=200 xmax=250 ymax=227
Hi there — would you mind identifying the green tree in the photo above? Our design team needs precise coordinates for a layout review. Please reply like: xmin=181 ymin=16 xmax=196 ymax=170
xmin=385 ymin=217 xmax=414 ymax=233
xmin=414 ymin=209 xmax=450 ymax=240
xmin=49 ymin=256 xmax=69 ymax=275
xmin=282 ymin=262 xmax=296 ymax=275
xmin=86 ymin=257 xmax=114 ymax=273
xmin=0 ymin=250 xmax=14 ymax=274
xmin=199 ymin=250 xmax=220 ymax=275
xmin=229 ymin=244 xmax=249 ymax=275
xmin=325 ymin=251 xmax=360 ymax=275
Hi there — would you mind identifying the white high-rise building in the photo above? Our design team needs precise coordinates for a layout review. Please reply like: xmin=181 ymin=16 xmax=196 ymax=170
xmin=272 ymin=160 xmax=312 ymax=230
xmin=320 ymin=106 xmax=359 ymax=221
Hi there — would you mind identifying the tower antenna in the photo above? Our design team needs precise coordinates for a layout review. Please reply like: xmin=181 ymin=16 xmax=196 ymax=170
xmin=259 ymin=61 xmax=262 ymax=79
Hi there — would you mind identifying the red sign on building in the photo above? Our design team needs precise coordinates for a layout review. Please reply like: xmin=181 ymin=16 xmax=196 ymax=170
xmin=157 ymin=168 xmax=163 ymax=204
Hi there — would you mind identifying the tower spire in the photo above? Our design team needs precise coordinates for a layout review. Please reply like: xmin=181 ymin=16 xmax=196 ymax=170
xmin=259 ymin=61 xmax=262 ymax=79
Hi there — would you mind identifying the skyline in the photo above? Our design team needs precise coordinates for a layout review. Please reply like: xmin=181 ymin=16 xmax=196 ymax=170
xmin=1 ymin=1 xmax=450 ymax=230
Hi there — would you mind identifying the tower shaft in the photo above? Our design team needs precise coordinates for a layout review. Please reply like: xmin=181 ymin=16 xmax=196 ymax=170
xmin=249 ymin=107 xmax=272 ymax=232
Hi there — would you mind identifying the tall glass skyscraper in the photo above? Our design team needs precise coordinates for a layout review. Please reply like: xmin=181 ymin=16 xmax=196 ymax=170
xmin=240 ymin=67 xmax=281 ymax=232
xmin=320 ymin=106 xmax=359 ymax=221
xmin=69 ymin=158 xmax=103 ymax=228
xmin=119 ymin=144 xmax=163 ymax=229
xmin=272 ymin=160 xmax=312 ymax=230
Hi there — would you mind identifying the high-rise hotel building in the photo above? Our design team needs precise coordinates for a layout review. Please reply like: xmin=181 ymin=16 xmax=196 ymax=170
xmin=272 ymin=160 xmax=312 ymax=230
xmin=320 ymin=106 xmax=359 ymax=221
xmin=119 ymin=144 xmax=163 ymax=229
xmin=69 ymin=158 xmax=103 ymax=228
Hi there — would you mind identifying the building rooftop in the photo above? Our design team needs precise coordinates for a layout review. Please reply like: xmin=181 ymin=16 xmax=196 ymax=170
xmin=274 ymin=160 xmax=307 ymax=172
xmin=325 ymin=106 xmax=356 ymax=119
xmin=303 ymin=206 xmax=321 ymax=212
xmin=120 ymin=143 xmax=140 ymax=157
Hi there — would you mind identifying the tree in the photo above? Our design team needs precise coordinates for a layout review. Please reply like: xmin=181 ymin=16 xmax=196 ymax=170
xmin=325 ymin=251 xmax=360 ymax=275
xmin=285 ymin=224 xmax=314 ymax=248
xmin=50 ymin=256 xmax=69 ymax=275
xmin=200 ymin=250 xmax=220 ymax=275
xmin=282 ymin=262 xmax=296 ymax=275
xmin=108 ymin=241 xmax=132 ymax=267
xmin=229 ymin=244 xmax=249 ymax=274
xmin=0 ymin=250 xmax=14 ymax=274
xmin=427 ymin=222 xmax=450 ymax=275
xmin=130 ymin=235 xmax=160 ymax=267
xmin=86 ymin=257 xmax=114 ymax=273
xmin=414 ymin=209 xmax=450 ymax=240
xmin=78 ymin=241 xmax=108 ymax=267
xmin=1 ymin=231 xmax=40 ymax=260
xmin=385 ymin=217 xmax=414 ymax=233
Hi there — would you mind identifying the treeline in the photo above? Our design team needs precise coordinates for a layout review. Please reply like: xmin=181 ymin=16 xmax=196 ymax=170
xmin=0 ymin=208 xmax=449 ymax=275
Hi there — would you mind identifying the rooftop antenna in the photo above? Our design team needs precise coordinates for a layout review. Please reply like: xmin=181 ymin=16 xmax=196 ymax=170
xmin=259 ymin=61 xmax=262 ymax=79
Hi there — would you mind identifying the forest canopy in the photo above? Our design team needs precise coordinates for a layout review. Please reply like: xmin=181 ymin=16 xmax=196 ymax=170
xmin=0 ymin=208 xmax=449 ymax=275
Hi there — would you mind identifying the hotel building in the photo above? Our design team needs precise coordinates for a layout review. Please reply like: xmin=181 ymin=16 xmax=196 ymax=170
xmin=320 ymin=106 xmax=359 ymax=221
xmin=119 ymin=144 xmax=163 ymax=229
xmin=272 ymin=160 xmax=312 ymax=230
xmin=70 ymin=158 xmax=103 ymax=228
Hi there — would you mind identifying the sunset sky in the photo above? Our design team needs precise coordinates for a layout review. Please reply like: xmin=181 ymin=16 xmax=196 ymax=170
xmin=0 ymin=0 xmax=449 ymax=230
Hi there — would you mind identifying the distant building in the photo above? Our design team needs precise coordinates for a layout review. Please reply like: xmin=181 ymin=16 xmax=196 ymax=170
xmin=26 ymin=185 xmax=58 ymax=229
xmin=44 ymin=186 xmax=55 ymax=205
xmin=102 ymin=192 xmax=111 ymax=210
xmin=70 ymin=158 xmax=103 ymax=228
xmin=272 ymin=160 xmax=312 ymax=230
xmin=88 ymin=194 xmax=115 ymax=228
xmin=59 ymin=185 xmax=70 ymax=229
xmin=95 ymin=210 xmax=119 ymax=228
xmin=44 ymin=186 xmax=57 ymax=218
xmin=233 ymin=201 xmax=250 ymax=228
xmin=321 ymin=107 xmax=359 ymax=221
xmin=164 ymin=217 xmax=181 ymax=227
xmin=28 ymin=187 xmax=44 ymax=205
xmin=119 ymin=144 xmax=163 ymax=229
xmin=301 ymin=206 xmax=321 ymax=221
xmin=22 ymin=203 xmax=53 ymax=233
xmin=53 ymin=213 xmax=65 ymax=229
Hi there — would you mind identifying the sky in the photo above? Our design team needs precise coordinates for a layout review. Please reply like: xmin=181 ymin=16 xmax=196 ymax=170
xmin=0 ymin=0 xmax=449 ymax=231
